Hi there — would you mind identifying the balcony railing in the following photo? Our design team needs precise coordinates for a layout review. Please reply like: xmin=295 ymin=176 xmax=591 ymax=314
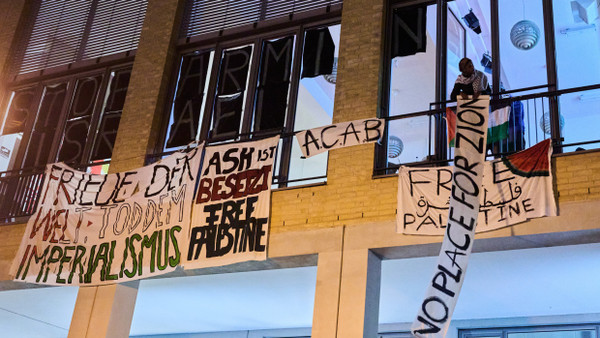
xmin=0 ymin=160 xmax=110 ymax=224
xmin=376 ymin=83 xmax=600 ymax=175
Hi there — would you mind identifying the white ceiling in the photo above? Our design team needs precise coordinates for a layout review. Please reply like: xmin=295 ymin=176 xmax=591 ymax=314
xmin=0 ymin=243 xmax=599 ymax=337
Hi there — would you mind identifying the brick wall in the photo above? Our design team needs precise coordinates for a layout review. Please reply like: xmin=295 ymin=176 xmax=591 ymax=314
xmin=109 ymin=0 xmax=183 ymax=173
xmin=555 ymin=150 xmax=600 ymax=202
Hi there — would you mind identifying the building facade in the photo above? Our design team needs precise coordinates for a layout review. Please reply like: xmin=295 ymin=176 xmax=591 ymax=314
xmin=0 ymin=0 xmax=599 ymax=337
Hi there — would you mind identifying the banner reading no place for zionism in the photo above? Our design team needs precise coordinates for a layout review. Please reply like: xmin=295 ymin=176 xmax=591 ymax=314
xmin=412 ymin=97 xmax=489 ymax=337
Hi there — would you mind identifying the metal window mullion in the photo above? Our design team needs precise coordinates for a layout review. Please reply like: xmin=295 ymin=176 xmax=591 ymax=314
xmin=542 ymin=0 xmax=561 ymax=152
xmin=278 ymin=27 xmax=304 ymax=186
xmin=49 ymin=79 xmax=78 ymax=165
xmin=200 ymin=47 xmax=223 ymax=141
xmin=241 ymin=40 xmax=261 ymax=139
xmin=491 ymin=0 xmax=500 ymax=97
xmin=83 ymin=67 xmax=115 ymax=166
xmin=435 ymin=0 xmax=447 ymax=161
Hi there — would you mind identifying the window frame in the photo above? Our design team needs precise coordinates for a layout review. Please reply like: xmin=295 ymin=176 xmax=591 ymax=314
xmin=156 ymin=15 xmax=342 ymax=187
xmin=1 ymin=61 xmax=135 ymax=171
xmin=459 ymin=323 xmax=600 ymax=338
xmin=376 ymin=0 xmax=562 ymax=175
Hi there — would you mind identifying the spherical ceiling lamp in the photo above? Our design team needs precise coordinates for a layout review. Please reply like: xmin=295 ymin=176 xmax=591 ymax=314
xmin=388 ymin=135 xmax=404 ymax=158
xmin=539 ymin=112 xmax=565 ymax=135
xmin=510 ymin=20 xmax=540 ymax=50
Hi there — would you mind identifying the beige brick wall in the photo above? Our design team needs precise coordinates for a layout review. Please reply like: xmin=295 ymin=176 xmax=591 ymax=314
xmin=109 ymin=0 xmax=184 ymax=173
xmin=554 ymin=150 xmax=600 ymax=201
xmin=0 ymin=0 xmax=28 ymax=122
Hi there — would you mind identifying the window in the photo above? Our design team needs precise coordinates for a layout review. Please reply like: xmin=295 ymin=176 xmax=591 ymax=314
xmin=379 ymin=0 xmax=600 ymax=174
xmin=1 ymin=66 xmax=133 ymax=172
xmin=460 ymin=324 xmax=600 ymax=338
xmin=159 ymin=1 xmax=342 ymax=187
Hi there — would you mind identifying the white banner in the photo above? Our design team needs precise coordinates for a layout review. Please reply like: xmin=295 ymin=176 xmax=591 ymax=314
xmin=10 ymin=146 xmax=202 ymax=286
xmin=184 ymin=136 xmax=280 ymax=269
xmin=294 ymin=118 xmax=384 ymax=158
xmin=412 ymin=97 xmax=489 ymax=337
xmin=399 ymin=139 xmax=555 ymax=235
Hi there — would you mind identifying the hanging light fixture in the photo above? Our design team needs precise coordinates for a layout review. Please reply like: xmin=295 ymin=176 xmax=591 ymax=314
xmin=510 ymin=1 xmax=540 ymax=50
xmin=388 ymin=135 xmax=404 ymax=158
xmin=539 ymin=112 xmax=565 ymax=135
xmin=462 ymin=9 xmax=481 ymax=34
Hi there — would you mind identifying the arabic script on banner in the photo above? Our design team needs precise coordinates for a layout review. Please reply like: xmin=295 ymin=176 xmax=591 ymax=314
xmin=10 ymin=146 xmax=202 ymax=286
xmin=184 ymin=136 xmax=280 ymax=269
xmin=398 ymin=139 xmax=555 ymax=235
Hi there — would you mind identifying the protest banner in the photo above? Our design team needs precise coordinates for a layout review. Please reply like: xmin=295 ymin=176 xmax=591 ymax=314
xmin=411 ymin=97 xmax=488 ymax=337
xmin=10 ymin=146 xmax=202 ymax=286
xmin=184 ymin=136 xmax=279 ymax=269
xmin=399 ymin=139 xmax=555 ymax=235
xmin=294 ymin=118 xmax=384 ymax=158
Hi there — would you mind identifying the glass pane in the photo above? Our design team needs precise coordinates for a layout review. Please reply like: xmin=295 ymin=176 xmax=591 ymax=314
xmin=508 ymin=329 xmax=596 ymax=338
xmin=164 ymin=50 xmax=213 ymax=150
xmin=387 ymin=115 xmax=434 ymax=167
xmin=211 ymin=45 xmax=253 ymax=139
xmin=91 ymin=68 xmax=131 ymax=161
xmin=288 ymin=24 xmax=340 ymax=185
xmin=499 ymin=0 xmax=546 ymax=91
xmin=553 ymin=0 xmax=600 ymax=89
xmin=57 ymin=75 xmax=102 ymax=163
xmin=559 ymin=89 xmax=600 ymax=152
xmin=389 ymin=4 xmax=436 ymax=114
xmin=1 ymin=89 xmax=36 ymax=135
xmin=253 ymin=36 xmax=295 ymax=133
xmin=447 ymin=0 xmax=493 ymax=99
xmin=23 ymin=83 xmax=67 ymax=168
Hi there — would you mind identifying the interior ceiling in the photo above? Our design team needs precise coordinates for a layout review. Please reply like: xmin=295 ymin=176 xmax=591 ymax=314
xmin=0 ymin=243 xmax=599 ymax=337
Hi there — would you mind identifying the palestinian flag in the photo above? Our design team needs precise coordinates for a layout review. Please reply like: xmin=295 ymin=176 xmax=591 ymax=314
xmin=448 ymin=105 xmax=512 ymax=147
xmin=501 ymin=138 xmax=552 ymax=177
xmin=446 ymin=107 xmax=457 ymax=147
xmin=487 ymin=105 xmax=511 ymax=144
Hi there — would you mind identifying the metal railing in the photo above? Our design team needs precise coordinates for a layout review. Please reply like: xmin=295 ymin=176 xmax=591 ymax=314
xmin=0 ymin=160 xmax=111 ymax=224
xmin=376 ymin=83 xmax=600 ymax=175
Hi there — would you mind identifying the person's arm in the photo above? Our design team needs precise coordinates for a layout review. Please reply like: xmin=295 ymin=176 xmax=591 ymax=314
xmin=450 ymin=83 xmax=460 ymax=101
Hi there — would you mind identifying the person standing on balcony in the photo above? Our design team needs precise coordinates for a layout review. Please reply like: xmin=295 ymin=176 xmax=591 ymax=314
xmin=450 ymin=57 xmax=491 ymax=101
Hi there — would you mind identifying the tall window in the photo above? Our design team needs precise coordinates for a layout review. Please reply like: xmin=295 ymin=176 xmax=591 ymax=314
xmin=0 ymin=0 xmax=147 ymax=172
xmin=1 ymin=66 xmax=132 ymax=172
xmin=160 ymin=0 xmax=342 ymax=187
xmin=379 ymin=0 xmax=600 ymax=174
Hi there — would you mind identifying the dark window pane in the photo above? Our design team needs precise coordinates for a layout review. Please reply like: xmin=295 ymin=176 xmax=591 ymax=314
xmin=34 ymin=83 xmax=67 ymax=131
xmin=91 ymin=114 xmax=121 ymax=161
xmin=166 ymin=51 xmax=212 ymax=148
xmin=211 ymin=46 xmax=253 ymax=138
xmin=58 ymin=118 xmax=91 ymax=163
xmin=254 ymin=36 xmax=294 ymax=132
xmin=69 ymin=76 xmax=102 ymax=118
xmin=105 ymin=69 xmax=131 ymax=112
xmin=391 ymin=6 xmax=428 ymax=57
xmin=23 ymin=130 xmax=55 ymax=168
xmin=2 ymin=89 xmax=36 ymax=135
xmin=301 ymin=28 xmax=335 ymax=78
xmin=213 ymin=94 xmax=244 ymax=137
xmin=218 ymin=46 xmax=252 ymax=95
xmin=23 ymin=83 xmax=67 ymax=167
